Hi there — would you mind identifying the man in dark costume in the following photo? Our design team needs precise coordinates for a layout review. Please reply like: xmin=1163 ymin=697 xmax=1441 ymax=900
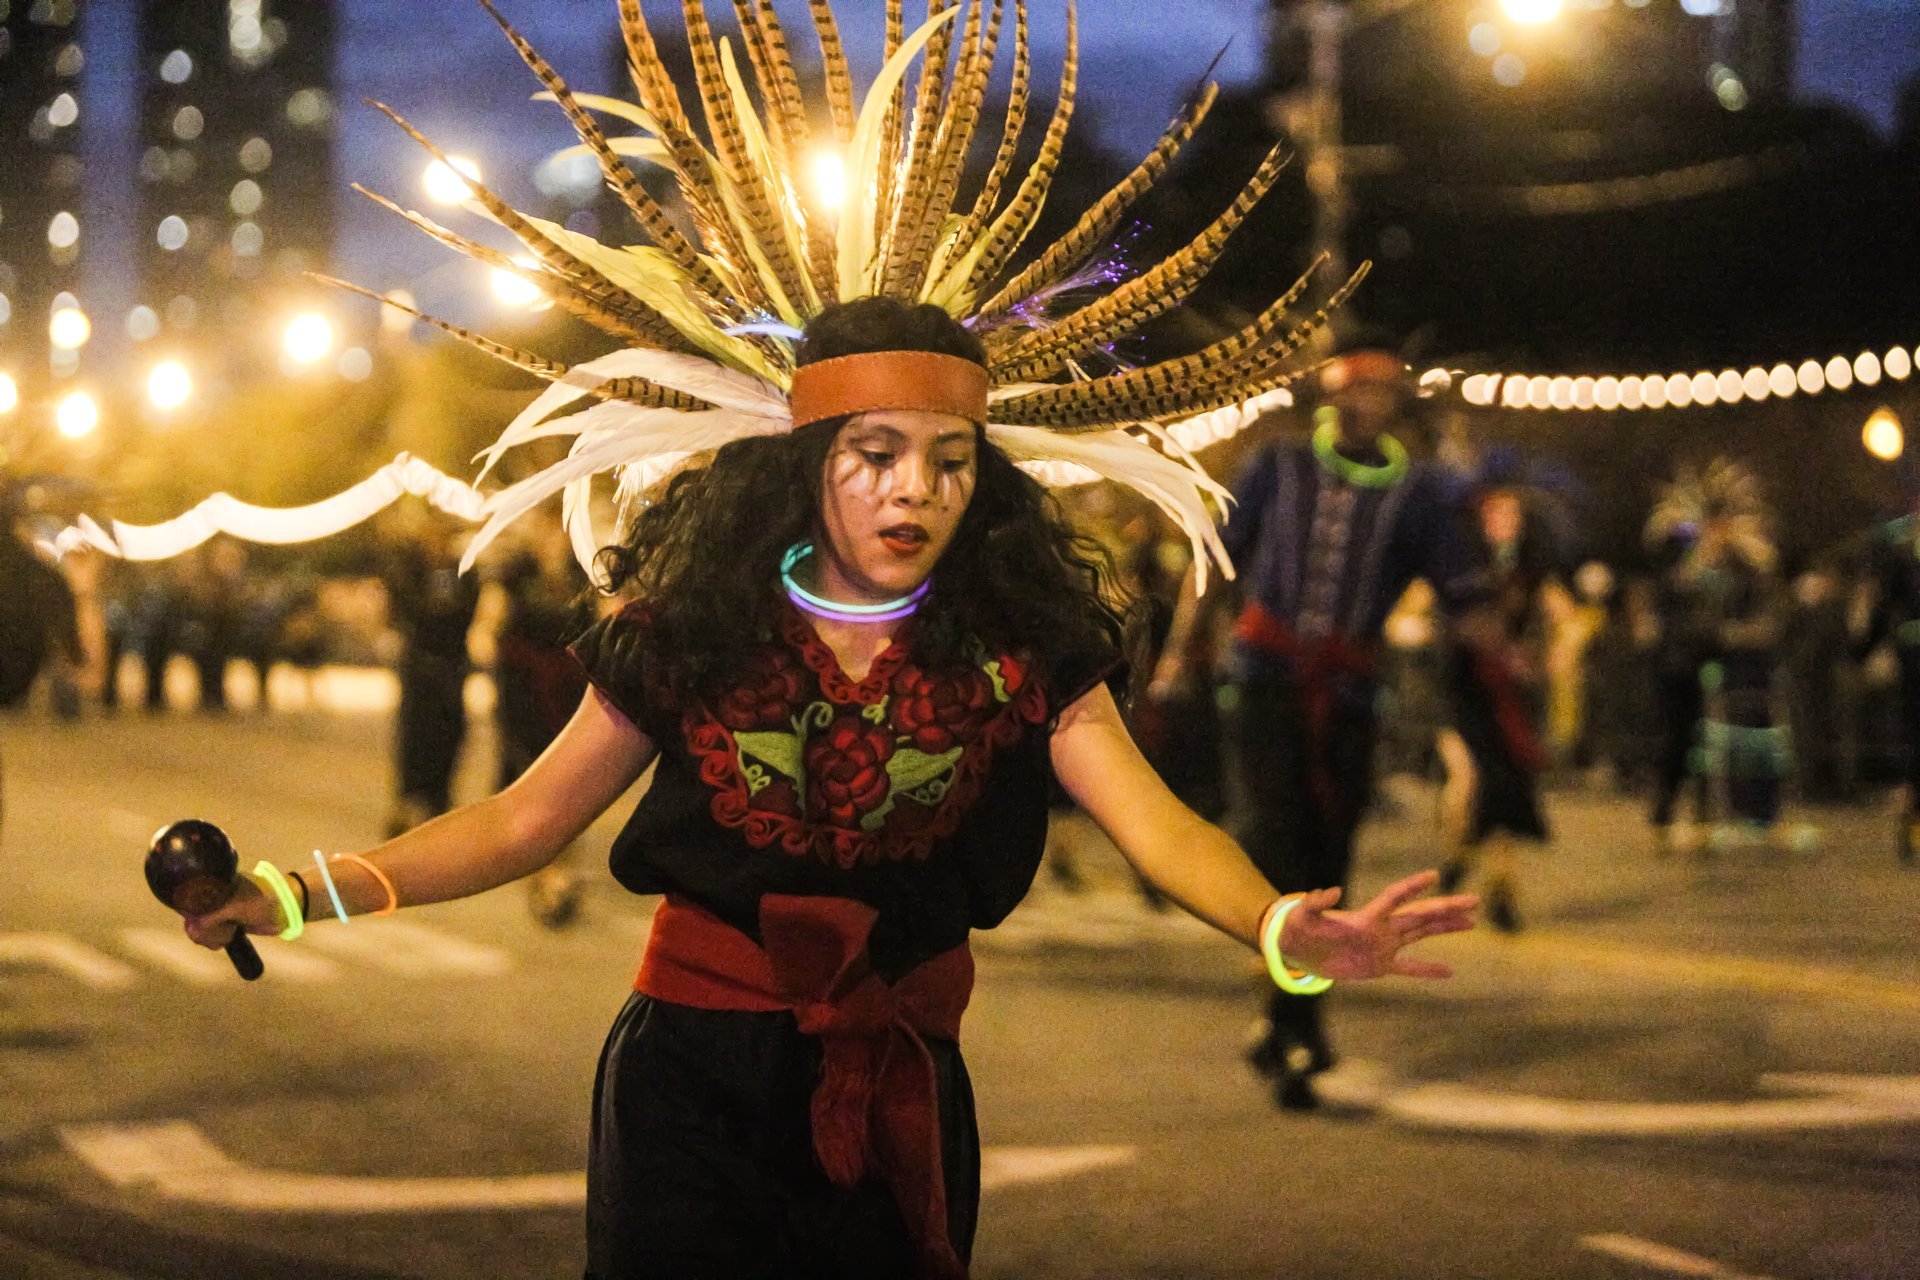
xmin=1156 ymin=350 xmax=1483 ymax=1109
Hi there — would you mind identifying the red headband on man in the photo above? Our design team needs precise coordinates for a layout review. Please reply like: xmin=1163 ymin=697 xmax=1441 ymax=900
xmin=787 ymin=351 xmax=992 ymax=430
xmin=1320 ymin=350 xmax=1409 ymax=395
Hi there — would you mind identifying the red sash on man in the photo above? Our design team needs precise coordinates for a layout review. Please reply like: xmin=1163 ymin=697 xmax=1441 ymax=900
xmin=1233 ymin=601 xmax=1380 ymax=819
xmin=637 ymin=892 xmax=973 ymax=1280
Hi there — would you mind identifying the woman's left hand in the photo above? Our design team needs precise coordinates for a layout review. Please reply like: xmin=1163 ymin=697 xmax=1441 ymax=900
xmin=1278 ymin=871 xmax=1478 ymax=981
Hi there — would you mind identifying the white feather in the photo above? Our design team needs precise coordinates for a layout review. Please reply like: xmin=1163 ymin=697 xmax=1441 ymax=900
xmin=460 ymin=405 xmax=791 ymax=572
xmin=986 ymin=423 xmax=1236 ymax=593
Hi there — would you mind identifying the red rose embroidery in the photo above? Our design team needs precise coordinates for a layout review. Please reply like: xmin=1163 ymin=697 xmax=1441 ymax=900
xmin=805 ymin=716 xmax=897 ymax=828
xmin=714 ymin=648 xmax=806 ymax=730
xmin=890 ymin=667 xmax=995 ymax=753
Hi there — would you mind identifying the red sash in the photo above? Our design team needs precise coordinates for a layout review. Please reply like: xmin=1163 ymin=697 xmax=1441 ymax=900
xmin=637 ymin=893 xmax=973 ymax=1280
xmin=1469 ymin=648 xmax=1549 ymax=773
xmin=1233 ymin=602 xmax=1380 ymax=819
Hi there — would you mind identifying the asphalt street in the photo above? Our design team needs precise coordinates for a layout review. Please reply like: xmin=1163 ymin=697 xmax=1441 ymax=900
xmin=2 ymin=698 xmax=1916 ymax=1279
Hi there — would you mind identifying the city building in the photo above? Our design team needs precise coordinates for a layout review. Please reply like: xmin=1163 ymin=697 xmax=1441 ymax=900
xmin=133 ymin=0 xmax=337 ymax=381
xmin=0 ymin=0 xmax=91 ymax=416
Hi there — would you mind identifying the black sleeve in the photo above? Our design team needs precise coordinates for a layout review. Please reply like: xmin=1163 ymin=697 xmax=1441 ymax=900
xmin=566 ymin=602 xmax=676 ymax=744
xmin=1041 ymin=644 xmax=1128 ymax=725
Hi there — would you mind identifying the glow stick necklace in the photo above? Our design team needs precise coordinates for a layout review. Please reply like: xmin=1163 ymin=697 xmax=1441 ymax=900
xmin=780 ymin=541 xmax=929 ymax=624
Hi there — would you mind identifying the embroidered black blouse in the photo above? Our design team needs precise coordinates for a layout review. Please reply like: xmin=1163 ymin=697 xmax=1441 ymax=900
xmin=569 ymin=602 xmax=1111 ymax=977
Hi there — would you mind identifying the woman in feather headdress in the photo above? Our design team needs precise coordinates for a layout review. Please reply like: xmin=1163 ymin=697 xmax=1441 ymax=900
xmin=120 ymin=3 xmax=1480 ymax=1274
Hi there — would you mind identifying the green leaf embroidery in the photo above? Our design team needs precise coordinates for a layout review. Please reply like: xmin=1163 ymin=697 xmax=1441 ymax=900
xmin=860 ymin=796 xmax=898 ymax=832
xmin=792 ymin=701 xmax=834 ymax=734
xmin=743 ymin=763 xmax=771 ymax=796
xmin=908 ymin=775 xmax=953 ymax=806
xmin=886 ymin=745 xmax=963 ymax=793
xmin=862 ymin=697 xmax=890 ymax=725
xmin=983 ymin=660 xmax=1010 ymax=703
xmin=734 ymin=731 xmax=804 ymax=784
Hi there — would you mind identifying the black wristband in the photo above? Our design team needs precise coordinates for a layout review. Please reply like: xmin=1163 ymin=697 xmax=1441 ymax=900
xmin=287 ymin=869 xmax=311 ymax=922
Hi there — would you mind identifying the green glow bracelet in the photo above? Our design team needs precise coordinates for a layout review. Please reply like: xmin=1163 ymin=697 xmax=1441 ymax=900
xmin=251 ymin=861 xmax=305 ymax=942
xmin=1261 ymin=896 xmax=1332 ymax=995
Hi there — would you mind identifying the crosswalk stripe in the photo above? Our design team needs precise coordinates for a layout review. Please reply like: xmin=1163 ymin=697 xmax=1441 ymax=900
xmin=300 ymin=918 xmax=512 ymax=977
xmin=1580 ymin=1233 xmax=1775 ymax=1280
xmin=116 ymin=928 xmax=341 ymax=984
xmin=0 ymin=932 xmax=140 ymax=989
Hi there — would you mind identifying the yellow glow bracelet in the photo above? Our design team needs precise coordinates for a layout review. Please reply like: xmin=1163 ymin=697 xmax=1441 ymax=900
xmin=1261 ymin=895 xmax=1332 ymax=995
xmin=250 ymin=861 xmax=305 ymax=942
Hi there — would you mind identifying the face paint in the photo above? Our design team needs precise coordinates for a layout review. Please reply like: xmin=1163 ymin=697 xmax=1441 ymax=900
xmin=814 ymin=408 xmax=977 ymax=607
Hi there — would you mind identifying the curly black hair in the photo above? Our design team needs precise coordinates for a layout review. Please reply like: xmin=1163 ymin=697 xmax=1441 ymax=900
xmin=593 ymin=296 xmax=1133 ymax=710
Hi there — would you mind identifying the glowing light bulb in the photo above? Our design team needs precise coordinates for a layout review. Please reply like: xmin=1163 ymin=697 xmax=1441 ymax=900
xmin=422 ymin=156 xmax=481 ymax=205
xmin=1864 ymin=407 xmax=1904 ymax=462
xmin=491 ymin=265 xmax=543 ymax=307
xmin=56 ymin=390 xmax=99 ymax=439
xmin=49 ymin=306 xmax=91 ymax=349
xmin=1499 ymin=0 xmax=1562 ymax=25
xmin=283 ymin=312 xmax=335 ymax=364
xmin=148 ymin=360 xmax=192 ymax=410
xmin=810 ymin=150 xmax=847 ymax=211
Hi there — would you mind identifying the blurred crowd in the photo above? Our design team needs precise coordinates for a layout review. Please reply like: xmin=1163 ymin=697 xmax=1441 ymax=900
xmin=1056 ymin=441 xmax=1920 ymax=857
xmin=3 ymin=434 xmax=1918 ymax=867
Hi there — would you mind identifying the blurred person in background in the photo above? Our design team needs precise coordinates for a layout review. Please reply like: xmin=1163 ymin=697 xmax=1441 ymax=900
xmin=1433 ymin=456 xmax=1570 ymax=933
xmin=1154 ymin=349 xmax=1485 ymax=1110
xmin=472 ymin=511 xmax=597 ymax=926
xmin=1644 ymin=460 xmax=1788 ymax=852
xmin=0 ymin=494 xmax=84 ymax=832
xmin=1784 ymin=564 xmax=1851 ymax=804
xmin=1856 ymin=493 xmax=1920 ymax=860
xmin=381 ymin=517 xmax=482 ymax=838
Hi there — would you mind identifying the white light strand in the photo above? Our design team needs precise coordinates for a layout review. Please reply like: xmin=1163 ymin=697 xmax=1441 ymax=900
xmin=1449 ymin=342 xmax=1917 ymax=413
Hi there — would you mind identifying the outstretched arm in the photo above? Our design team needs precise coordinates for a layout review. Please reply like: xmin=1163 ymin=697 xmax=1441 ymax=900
xmin=1049 ymin=683 xmax=1475 ymax=976
xmin=184 ymin=689 xmax=656 ymax=948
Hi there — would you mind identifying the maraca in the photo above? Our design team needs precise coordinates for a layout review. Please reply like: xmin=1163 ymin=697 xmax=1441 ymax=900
xmin=145 ymin=819 xmax=265 ymax=980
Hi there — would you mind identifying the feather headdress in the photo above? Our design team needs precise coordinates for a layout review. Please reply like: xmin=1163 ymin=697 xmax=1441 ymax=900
xmin=1645 ymin=457 xmax=1777 ymax=575
xmin=54 ymin=0 xmax=1365 ymax=592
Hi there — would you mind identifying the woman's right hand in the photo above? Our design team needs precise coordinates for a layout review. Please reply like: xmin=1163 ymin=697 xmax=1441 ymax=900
xmin=182 ymin=875 xmax=282 ymax=949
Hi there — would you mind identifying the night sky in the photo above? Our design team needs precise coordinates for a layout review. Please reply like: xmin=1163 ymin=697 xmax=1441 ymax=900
xmin=329 ymin=0 xmax=1920 ymax=299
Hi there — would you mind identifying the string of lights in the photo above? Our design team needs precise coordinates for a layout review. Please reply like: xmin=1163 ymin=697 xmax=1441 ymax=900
xmin=1434 ymin=143 xmax=1809 ymax=217
xmin=1434 ymin=342 xmax=1919 ymax=414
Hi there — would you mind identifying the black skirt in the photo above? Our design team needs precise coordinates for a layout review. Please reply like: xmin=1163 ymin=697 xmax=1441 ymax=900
xmin=585 ymin=993 xmax=980 ymax=1280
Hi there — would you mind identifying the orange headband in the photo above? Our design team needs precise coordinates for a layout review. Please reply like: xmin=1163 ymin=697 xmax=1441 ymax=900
xmin=787 ymin=351 xmax=991 ymax=430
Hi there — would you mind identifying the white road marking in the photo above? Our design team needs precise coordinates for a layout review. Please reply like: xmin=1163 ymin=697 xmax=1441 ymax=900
xmin=980 ymin=1144 xmax=1136 ymax=1190
xmin=1580 ymin=1233 xmax=1775 ymax=1280
xmin=1315 ymin=1064 xmax=1920 ymax=1136
xmin=59 ymin=1121 xmax=583 ymax=1213
xmin=116 ymin=928 xmax=341 ymax=984
xmin=0 ymin=933 xmax=140 ymax=989
xmin=58 ymin=1121 xmax=1134 ymax=1213
xmin=300 ymin=918 xmax=511 ymax=977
